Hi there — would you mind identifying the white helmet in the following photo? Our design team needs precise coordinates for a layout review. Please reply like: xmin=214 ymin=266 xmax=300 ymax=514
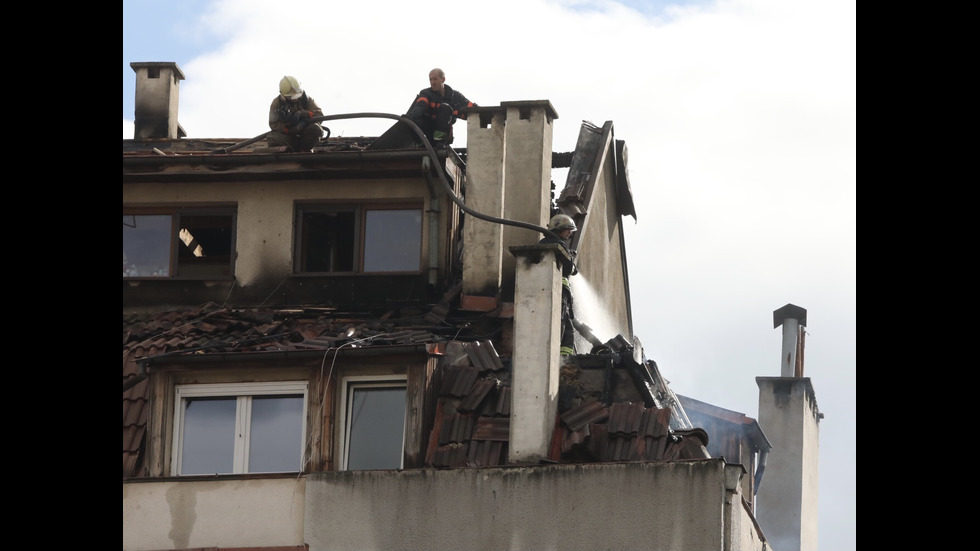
xmin=279 ymin=76 xmax=304 ymax=100
xmin=548 ymin=214 xmax=577 ymax=232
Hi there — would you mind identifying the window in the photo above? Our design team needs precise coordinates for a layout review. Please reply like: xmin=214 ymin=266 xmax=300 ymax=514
xmin=295 ymin=203 xmax=422 ymax=274
xmin=171 ymin=382 xmax=308 ymax=476
xmin=339 ymin=375 xmax=407 ymax=470
xmin=123 ymin=208 xmax=236 ymax=279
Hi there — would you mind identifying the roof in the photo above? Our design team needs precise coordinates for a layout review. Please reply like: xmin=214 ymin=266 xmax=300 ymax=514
xmin=124 ymin=301 xmax=709 ymax=477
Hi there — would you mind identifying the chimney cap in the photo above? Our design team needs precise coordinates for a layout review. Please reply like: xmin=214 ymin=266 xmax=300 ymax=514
xmin=773 ymin=303 xmax=807 ymax=328
xmin=130 ymin=61 xmax=186 ymax=81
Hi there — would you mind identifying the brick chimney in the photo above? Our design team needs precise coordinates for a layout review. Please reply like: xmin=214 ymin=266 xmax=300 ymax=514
xmin=756 ymin=304 xmax=821 ymax=551
xmin=130 ymin=62 xmax=186 ymax=140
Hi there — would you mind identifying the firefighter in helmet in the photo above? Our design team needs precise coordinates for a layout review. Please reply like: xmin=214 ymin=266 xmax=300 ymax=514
xmin=540 ymin=214 xmax=581 ymax=356
xmin=267 ymin=76 xmax=324 ymax=152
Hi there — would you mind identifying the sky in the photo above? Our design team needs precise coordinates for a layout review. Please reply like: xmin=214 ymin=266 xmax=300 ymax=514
xmin=123 ymin=0 xmax=856 ymax=548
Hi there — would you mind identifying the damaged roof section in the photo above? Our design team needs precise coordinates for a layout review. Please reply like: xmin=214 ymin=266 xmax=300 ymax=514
xmin=123 ymin=303 xmax=708 ymax=477
xmin=557 ymin=121 xmax=636 ymax=221
xmin=123 ymin=301 xmax=461 ymax=476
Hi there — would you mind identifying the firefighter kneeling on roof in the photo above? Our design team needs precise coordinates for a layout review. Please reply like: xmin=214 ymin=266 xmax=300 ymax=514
xmin=539 ymin=214 xmax=603 ymax=356
xmin=267 ymin=76 xmax=324 ymax=153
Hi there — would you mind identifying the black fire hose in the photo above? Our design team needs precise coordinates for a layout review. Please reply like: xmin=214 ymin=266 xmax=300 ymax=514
xmin=211 ymin=112 xmax=564 ymax=242
xmin=209 ymin=125 xmax=332 ymax=154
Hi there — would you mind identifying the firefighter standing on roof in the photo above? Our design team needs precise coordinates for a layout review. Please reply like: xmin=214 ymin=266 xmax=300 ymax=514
xmin=405 ymin=68 xmax=477 ymax=148
xmin=268 ymin=76 xmax=324 ymax=153
xmin=540 ymin=214 xmax=582 ymax=356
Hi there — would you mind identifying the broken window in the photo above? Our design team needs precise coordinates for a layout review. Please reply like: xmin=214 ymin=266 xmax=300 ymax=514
xmin=171 ymin=382 xmax=308 ymax=476
xmin=295 ymin=203 xmax=422 ymax=274
xmin=123 ymin=208 xmax=236 ymax=279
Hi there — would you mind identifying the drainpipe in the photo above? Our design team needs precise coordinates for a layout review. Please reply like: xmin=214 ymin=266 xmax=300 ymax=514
xmin=754 ymin=448 xmax=769 ymax=494
xmin=422 ymin=157 xmax=441 ymax=287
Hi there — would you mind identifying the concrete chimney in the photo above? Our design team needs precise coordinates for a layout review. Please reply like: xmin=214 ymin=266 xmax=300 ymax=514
xmin=130 ymin=62 xmax=186 ymax=140
xmin=499 ymin=100 xmax=557 ymax=301
xmin=756 ymin=303 xmax=821 ymax=551
xmin=460 ymin=106 xmax=506 ymax=312
xmin=507 ymin=243 xmax=568 ymax=463
xmin=460 ymin=101 xmax=558 ymax=312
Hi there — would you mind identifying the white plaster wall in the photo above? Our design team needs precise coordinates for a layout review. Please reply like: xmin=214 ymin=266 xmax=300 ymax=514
xmin=123 ymin=178 xmax=433 ymax=287
xmin=800 ymin=380 xmax=821 ymax=551
xmin=572 ymin=146 xmax=631 ymax=342
xmin=303 ymin=460 xmax=757 ymax=551
xmin=755 ymin=377 xmax=821 ymax=551
xmin=122 ymin=477 xmax=306 ymax=551
xmin=122 ymin=460 xmax=766 ymax=551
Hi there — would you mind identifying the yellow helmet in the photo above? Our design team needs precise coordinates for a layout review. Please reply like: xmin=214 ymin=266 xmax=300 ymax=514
xmin=548 ymin=214 xmax=577 ymax=232
xmin=279 ymin=76 xmax=304 ymax=100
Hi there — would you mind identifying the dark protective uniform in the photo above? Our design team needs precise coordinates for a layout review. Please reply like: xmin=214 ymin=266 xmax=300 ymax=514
xmin=405 ymin=84 xmax=476 ymax=146
xmin=539 ymin=235 xmax=579 ymax=356
xmin=267 ymin=92 xmax=325 ymax=152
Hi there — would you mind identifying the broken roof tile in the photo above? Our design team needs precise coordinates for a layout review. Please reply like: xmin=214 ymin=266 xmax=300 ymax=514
xmin=472 ymin=417 xmax=509 ymax=442
xmin=560 ymin=399 xmax=608 ymax=431
xmin=439 ymin=365 xmax=480 ymax=397
xmin=459 ymin=378 xmax=495 ymax=412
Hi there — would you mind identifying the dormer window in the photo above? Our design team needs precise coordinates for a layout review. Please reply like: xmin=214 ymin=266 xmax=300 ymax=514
xmin=171 ymin=381 xmax=308 ymax=476
xmin=123 ymin=207 xmax=236 ymax=279
xmin=339 ymin=375 xmax=408 ymax=470
xmin=294 ymin=202 xmax=422 ymax=274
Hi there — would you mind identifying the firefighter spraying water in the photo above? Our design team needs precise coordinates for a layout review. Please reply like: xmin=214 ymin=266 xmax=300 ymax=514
xmin=539 ymin=214 xmax=604 ymax=356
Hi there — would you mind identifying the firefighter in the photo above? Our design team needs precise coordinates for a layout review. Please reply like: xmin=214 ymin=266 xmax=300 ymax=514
xmin=405 ymin=68 xmax=477 ymax=148
xmin=540 ymin=214 xmax=582 ymax=356
xmin=267 ymin=76 xmax=325 ymax=152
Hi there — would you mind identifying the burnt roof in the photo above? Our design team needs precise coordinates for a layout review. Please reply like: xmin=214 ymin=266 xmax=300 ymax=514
xmin=123 ymin=300 xmax=708 ymax=477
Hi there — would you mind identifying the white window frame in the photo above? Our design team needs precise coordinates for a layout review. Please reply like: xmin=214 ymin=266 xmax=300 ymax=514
xmin=338 ymin=375 xmax=408 ymax=471
xmin=171 ymin=381 xmax=308 ymax=476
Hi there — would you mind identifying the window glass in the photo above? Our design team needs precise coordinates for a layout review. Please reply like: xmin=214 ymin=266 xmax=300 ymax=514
xmin=248 ymin=395 xmax=304 ymax=472
xmin=296 ymin=205 xmax=421 ymax=274
xmin=180 ymin=397 xmax=236 ymax=475
xmin=123 ymin=209 xmax=235 ymax=279
xmin=173 ymin=382 xmax=307 ymax=476
xmin=345 ymin=382 xmax=407 ymax=470
xmin=363 ymin=209 xmax=422 ymax=272
xmin=123 ymin=214 xmax=172 ymax=277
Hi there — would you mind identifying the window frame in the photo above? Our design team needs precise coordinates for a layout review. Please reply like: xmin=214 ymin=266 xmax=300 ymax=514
xmin=123 ymin=206 xmax=237 ymax=280
xmin=337 ymin=374 xmax=409 ymax=471
xmin=294 ymin=201 xmax=423 ymax=275
xmin=170 ymin=381 xmax=309 ymax=476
